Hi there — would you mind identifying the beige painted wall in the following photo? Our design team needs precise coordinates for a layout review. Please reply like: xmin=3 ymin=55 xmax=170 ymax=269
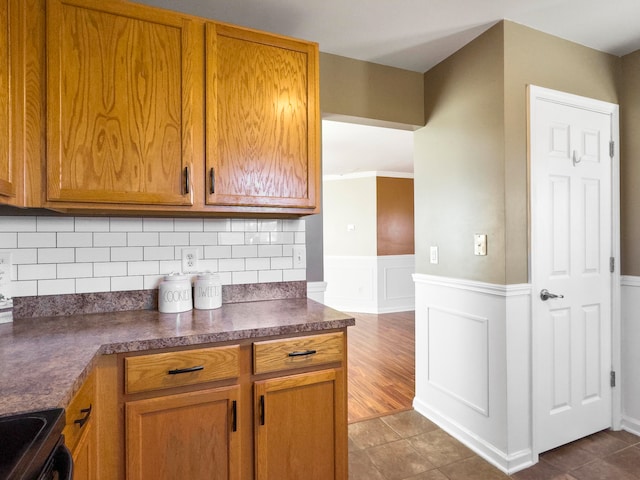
xmin=503 ymin=21 xmax=620 ymax=283
xmin=620 ymin=50 xmax=640 ymax=276
xmin=323 ymin=176 xmax=377 ymax=256
xmin=320 ymin=53 xmax=424 ymax=128
xmin=415 ymin=23 xmax=506 ymax=283
xmin=415 ymin=20 xmax=621 ymax=284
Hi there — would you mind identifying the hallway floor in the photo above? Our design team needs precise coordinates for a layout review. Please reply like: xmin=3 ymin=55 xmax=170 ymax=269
xmin=346 ymin=311 xmax=640 ymax=479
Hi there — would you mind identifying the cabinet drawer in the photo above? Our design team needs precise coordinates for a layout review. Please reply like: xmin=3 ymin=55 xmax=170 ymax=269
xmin=63 ymin=371 xmax=95 ymax=452
xmin=253 ymin=332 xmax=344 ymax=374
xmin=125 ymin=345 xmax=240 ymax=394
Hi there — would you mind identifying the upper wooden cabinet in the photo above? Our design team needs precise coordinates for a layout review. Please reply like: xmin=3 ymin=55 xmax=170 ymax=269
xmin=0 ymin=0 xmax=12 ymax=199
xmin=205 ymin=23 xmax=320 ymax=212
xmin=46 ymin=0 xmax=200 ymax=206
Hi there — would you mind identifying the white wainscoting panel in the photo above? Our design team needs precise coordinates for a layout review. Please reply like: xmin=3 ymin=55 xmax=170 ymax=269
xmin=307 ymin=281 xmax=327 ymax=304
xmin=621 ymin=276 xmax=640 ymax=435
xmin=413 ymin=274 xmax=533 ymax=474
xmin=324 ymin=255 xmax=414 ymax=313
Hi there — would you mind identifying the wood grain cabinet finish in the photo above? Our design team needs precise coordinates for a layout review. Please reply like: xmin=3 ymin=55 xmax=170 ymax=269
xmin=125 ymin=386 xmax=241 ymax=480
xmin=0 ymin=0 xmax=12 ymax=199
xmin=45 ymin=0 xmax=199 ymax=206
xmin=254 ymin=368 xmax=347 ymax=480
xmin=206 ymin=23 xmax=320 ymax=211
xmin=64 ymin=370 xmax=97 ymax=480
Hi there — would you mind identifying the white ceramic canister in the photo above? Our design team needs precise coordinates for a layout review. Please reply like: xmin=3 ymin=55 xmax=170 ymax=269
xmin=158 ymin=274 xmax=193 ymax=313
xmin=194 ymin=273 xmax=222 ymax=310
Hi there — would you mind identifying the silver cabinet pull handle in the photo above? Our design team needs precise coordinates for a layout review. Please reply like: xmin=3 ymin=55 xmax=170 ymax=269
xmin=540 ymin=289 xmax=564 ymax=301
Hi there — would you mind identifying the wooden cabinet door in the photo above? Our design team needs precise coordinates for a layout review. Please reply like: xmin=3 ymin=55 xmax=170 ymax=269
xmin=206 ymin=23 xmax=320 ymax=211
xmin=71 ymin=420 xmax=97 ymax=480
xmin=0 ymin=0 xmax=13 ymax=199
xmin=254 ymin=368 xmax=347 ymax=480
xmin=125 ymin=386 xmax=241 ymax=480
xmin=46 ymin=0 xmax=200 ymax=206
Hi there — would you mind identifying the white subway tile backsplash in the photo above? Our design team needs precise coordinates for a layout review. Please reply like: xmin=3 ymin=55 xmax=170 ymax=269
xmin=128 ymin=232 xmax=159 ymax=247
xmin=74 ymin=217 xmax=110 ymax=232
xmin=159 ymin=260 xmax=182 ymax=274
xmin=283 ymin=269 xmax=306 ymax=281
xmin=19 ymin=264 xmax=56 ymax=280
xmin=271 ymin=256 xmax=293 ymax=269
xmin=57 ymin=263 xmax=93 ymax=279
xmin=18 ymin=232 xmax=56 ymax=248
xmin=111 ymin=247 xmax=144 ymax=262
xmin=57 ymin=232 xmax=93 ymax=248
xmin=143 ymin=218 xmax=174 ymax=232
xmin=76 ymin=277 xmax=110 ymax=294
xmin=269 ymin=232 xmax=294 ymax=244
xmin=232 ymin=270 xmax=258 ymax=284
xmin=232 ymin=245 xmax=258 ymax=258
xmin=204 ymin=245 xmax=232 ymax=259
xmin=159 ymin=232 xmax=189 ymax=246
xmin=174 ymin=218 xmax=204 ymax=232
xmin=259 ymin=270 xmax=283 ymax=283
xmin=258 ymin=245 xmax=283 ymax=257
xmin=219 ymin=258 xmax=245 ymax=272
xmin=94 ymin=232 xmax=127 ymax=247
xmin=94 ymin=262 xmax=127 ymax=277
xmin=39 ymin=279 xmax=75 ymax=295
xmin=111 ymin=276 xmax=143 ymax=291
xmin=189 ymin=232 xmax=218 ymax=246
xmin=2 ymin=215 xmax=304 ymax=297
xmin=110 ymin=218 xmax=143 ymax=232
xmin=218 ymin=232 xmax=245 ymax=245
xmin=37 ymin=217 xmax=74 ymax=232
xmin=0 ymin=216 xmax=36 ymax=232
xmin=246 ymin=258 xmax=270 ymax=271
xmin=128 ymin=261 xmax=160 ymax=276
xmin=203 ymin=219 xmax=230 ymax=232
xmin=38 ymin=248 xmax=75 ymax=264
xmin=0 ymin=233 xmax=17 ymax=248
xmin=12 ymin=280 xmax=37 ymax=297
xmin=143 ymin=246 xmax=174 ymax=261
xmin=245 ymin=232 xmax=270 ymax=245
xmin=76 ymin=248 xmax=110 ymax=263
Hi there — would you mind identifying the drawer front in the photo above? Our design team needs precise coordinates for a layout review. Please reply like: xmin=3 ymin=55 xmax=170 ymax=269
xmin=254 ymin=332 xmax=344 ymax=374
xmin=63 ymin=371 xmax=96 ymax=451
xmin=125 ymin=345 xmax=240 ymax=394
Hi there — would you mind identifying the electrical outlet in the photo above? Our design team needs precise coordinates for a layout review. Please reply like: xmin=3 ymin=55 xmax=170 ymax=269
xmin=293 ymin=246 xmax=306 ymax=268
xmin=181 ymin=248 xmax=199 ymax=273
xmin=474 ymin=234 xmax=487 ymax=256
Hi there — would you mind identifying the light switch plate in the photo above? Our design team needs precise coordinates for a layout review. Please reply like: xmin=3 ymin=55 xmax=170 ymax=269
xmin=0 ymin=252 xmax=11 ymax=288
xmin=430 ymin=246 xmax=439 ymax=264
xmin=293 ymin=246 xmax=306 ymax=268
xmin=474 ymin=234 xmax=487 ymax=256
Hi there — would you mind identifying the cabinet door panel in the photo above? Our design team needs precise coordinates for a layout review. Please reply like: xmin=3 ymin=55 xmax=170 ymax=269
xmin=0 ymin=0 xmax=12 ymax=198
xmin=47 ymin=0 xmax=197 ymax=206
xmin=206 ymin=24 xmax=319 ymax=210
xmin=254 ymin=368 xmax=347 ymax=480
xmin=126 ymin=386 xmax=240 ymax=480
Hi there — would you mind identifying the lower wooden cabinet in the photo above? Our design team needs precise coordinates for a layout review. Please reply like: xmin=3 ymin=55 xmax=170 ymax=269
xmin=64 ymin=371 xmax=97 ymax=480
xmin=254 ymin=368 xmax=347 ymax=480
xmin=125 ymin=386 xmax=241 ymax=480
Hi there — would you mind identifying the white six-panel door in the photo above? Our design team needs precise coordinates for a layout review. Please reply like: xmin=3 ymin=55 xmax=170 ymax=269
xmin=530 ymin=86 xmax=617 ymax=454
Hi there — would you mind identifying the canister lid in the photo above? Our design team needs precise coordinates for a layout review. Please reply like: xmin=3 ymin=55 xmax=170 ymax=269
xmin=196 ymin=272 xmax=220 ymax=281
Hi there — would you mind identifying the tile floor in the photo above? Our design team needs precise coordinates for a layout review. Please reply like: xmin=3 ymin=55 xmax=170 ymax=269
xmin=348 ymin=410 xmax=640 ymax=480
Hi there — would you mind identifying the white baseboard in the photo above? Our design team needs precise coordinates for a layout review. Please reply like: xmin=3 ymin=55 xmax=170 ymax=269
xmin=413 ymin=398 xmax=534 ymax=474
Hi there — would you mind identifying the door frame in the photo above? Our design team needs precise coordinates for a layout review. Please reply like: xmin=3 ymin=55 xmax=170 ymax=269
xmin=528 ymin=85 xmax=621 ymax=456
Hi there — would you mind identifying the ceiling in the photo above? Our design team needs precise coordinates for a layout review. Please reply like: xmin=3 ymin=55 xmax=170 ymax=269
xmin=139 ymin=0 xmax=640 ymax=176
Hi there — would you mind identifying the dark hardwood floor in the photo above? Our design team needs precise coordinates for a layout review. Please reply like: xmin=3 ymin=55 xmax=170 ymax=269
xmin=346 ymin=310 xmax=415 ymax=424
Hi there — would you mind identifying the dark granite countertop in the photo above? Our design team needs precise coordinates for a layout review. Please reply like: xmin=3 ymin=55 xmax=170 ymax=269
xmin=0 ymin=298 xmax=355 ymax=418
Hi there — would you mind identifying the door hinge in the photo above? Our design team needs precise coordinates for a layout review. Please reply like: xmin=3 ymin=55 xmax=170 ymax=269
xmin=609 ymin=140 xmax=615 ymax=158
xmin=610 ymin=257 xmax=615 ymax=273
xmin=610 ymin=370 xmax=616 ymax=388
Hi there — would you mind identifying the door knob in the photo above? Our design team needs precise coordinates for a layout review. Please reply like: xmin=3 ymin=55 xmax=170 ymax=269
xmin=540 ymin=289 xmax=564 ymax=301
